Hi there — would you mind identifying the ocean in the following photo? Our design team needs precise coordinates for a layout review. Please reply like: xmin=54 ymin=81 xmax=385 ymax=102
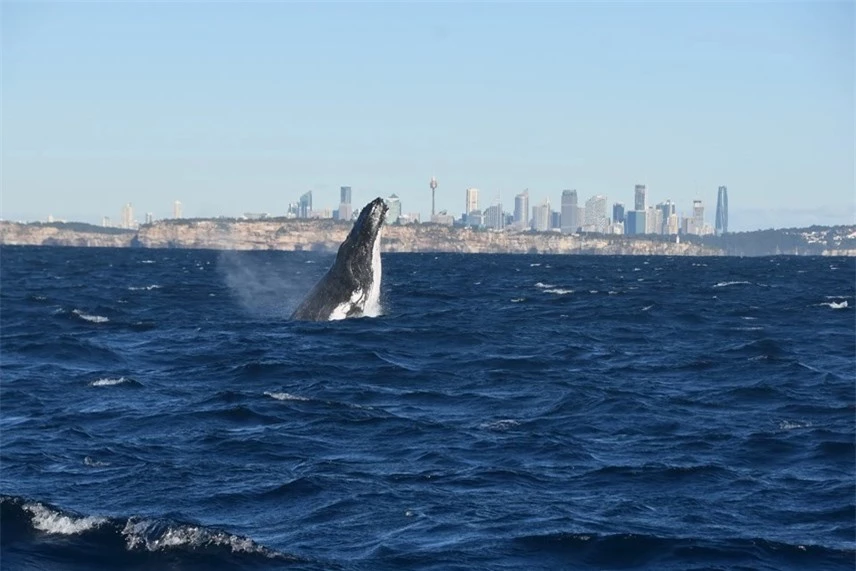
xmin=1 ymin=245 xmax=853 ymax=570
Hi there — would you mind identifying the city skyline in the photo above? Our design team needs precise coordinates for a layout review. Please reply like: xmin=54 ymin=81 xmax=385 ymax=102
xmin=23 ymin=178 xmax=856 ymax=235
xmin=3 ymin=3 xmax=853 ymax=230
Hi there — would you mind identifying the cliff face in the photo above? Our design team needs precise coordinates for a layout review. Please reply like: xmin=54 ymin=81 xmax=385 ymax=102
xmin=0 ymin=223 xmax=133 ymax=248
xmin=2 ymin=219 xmax=853 ymax=256
xmin=132 ymin=220 xmax=720 ymax=255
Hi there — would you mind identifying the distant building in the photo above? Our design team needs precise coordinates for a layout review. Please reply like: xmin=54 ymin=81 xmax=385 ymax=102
xmin=430 ymin=212 xmax=454 ymax=225
xmin=531 ymin=200 xmax=551 ymax=232
xmin=560 ymin=189 xmax=578 ymax=234
xmin=514 ymin=190 xmax=530 ymax=230
xmin=385 ymin=194 xmax=401 ymax=224
xmin=715 ymin=186 xmax=728 ymax=235
xmin=466 ymin=187 xmax=479 ymax=217
xmin=484 ymin=204 xmax=504 ymax=230
xmin=645 ymin=206 xmax=661 ymax=234
xmin=584 ymin=195 xmax=608 ymax=233
xmin=102 ymin=216 xmax=111 ymax=227
xmin=145 ymin=212 xmax=154 ymax=224
xmin=612 ymin=202 xmax=625 ymax=225
xmin=551 ymin=210 xmax=561 ymax=230
xmin=682 ymin=200 xmax=708 ymax=236
xmin=467 ymin=209 xmax=484 ymax=228
xmin=338 ymin=185 xmax=353 ymax=222
xmin=122 ymin=203 xmax=134 ymax=229
xmin=693 ymin=199 xmax=704 ymax=228
xmin=286 ymin=202 xmax=299 ymax=218
xmin=299 ymin=191 xmax=313 ymax=219
xmin=665 ymin=213 xmax=679 ymax=235
xmin=626 ymin=210 xmax=647 ymax=235
xmin=173 ymin=200 xmax=183 ymax=219
xmin=634 ymin=184 xmax=647 ymax=211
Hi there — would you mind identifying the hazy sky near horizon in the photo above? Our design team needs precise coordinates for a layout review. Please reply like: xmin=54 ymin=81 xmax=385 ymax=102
xmin=3 ymin=1 xmax=854 ymax=231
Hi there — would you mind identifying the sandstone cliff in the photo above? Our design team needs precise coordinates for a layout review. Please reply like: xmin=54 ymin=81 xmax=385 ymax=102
xmin=2 ymin=219 xmax=853 ymax=256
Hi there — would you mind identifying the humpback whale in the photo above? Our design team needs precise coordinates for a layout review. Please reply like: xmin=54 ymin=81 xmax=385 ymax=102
xmin=290 ymin=197 xmax=388 ymax=321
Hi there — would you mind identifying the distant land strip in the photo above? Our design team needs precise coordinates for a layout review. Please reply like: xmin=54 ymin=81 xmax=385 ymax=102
xmin=1 ymin=219 xmax=854 ymax=257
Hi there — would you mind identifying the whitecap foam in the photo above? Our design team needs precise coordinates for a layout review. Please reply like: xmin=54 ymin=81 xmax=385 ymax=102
xmin=121 ymin=518 xmax=276 ymax=556
xmin=90 ymin=377 xmax=129 ymax=387
xmin=72 ymin=309 xmax=109 ymax=323
xmin=713 ymin=281 xmax=751 ymax=288
xmin=544 ymin=288 xmax=574 ymax=295
xmin=534 ymin=282 xmax=555 ymax=289
xmin=139 ymin=260 xmax=155 ymax=264
xmin=641 ymin=304 xmax=654 ymax=311
xmin=25 ymin=502 xmax=107 ymax=535
xmin=821 ymin=300 xmax=848 ymax=309
xmin=128 ymin=284 xmax=162 ymax=291
xmin=510 ymin=298 xmax=525 ymax=303
xmin=480 ymin=419 xmax=520 ymax=431
xmin=264 ymin=391 xmax=310 ymax=402
xmin=779 ymin=420 xmax=813 ymax=430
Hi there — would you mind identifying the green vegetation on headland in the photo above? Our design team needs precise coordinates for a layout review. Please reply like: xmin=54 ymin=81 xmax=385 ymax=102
xmin=0 ymin=219 xmax=853 ymax=256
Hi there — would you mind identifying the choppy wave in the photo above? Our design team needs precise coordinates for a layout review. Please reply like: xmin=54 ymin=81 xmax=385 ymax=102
xmin=264 ymin=391 xmax=310 ymax=402
xmin=1 ymin=247 xmax=853 ymax=571
xmin=0 ymin=495 xmax=301 ymax=569
xmin=713 ymin=280 xmax=752 ymax=288
xmin=71 ymin=309 xmax=109 ymax=323
xmin=88 ymin=377 xmax=141 ymax=388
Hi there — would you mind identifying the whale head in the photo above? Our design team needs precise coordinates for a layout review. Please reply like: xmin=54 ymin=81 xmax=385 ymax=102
xmin=290 ymin=197 xmax=388 ymax=321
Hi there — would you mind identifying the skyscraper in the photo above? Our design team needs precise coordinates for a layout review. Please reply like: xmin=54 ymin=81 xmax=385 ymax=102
xmin=429 ymin=177 xmax=438 ymax=218
xmin=484 ymin=204 xmax=504 ymax=230
xmin=584 ymin=195 xmax=608 ymax=233
xmin=715 ymin=186 xmax=728 ymax=236
xmin=514 ymin=190 xmax=529 ymax=230
xmin=560 ymin=189 xmax=578 ymax=234
xmin=531 ymin=200 xmax=551 ymax=232
xmin=122 ymin=203 xmax=134 ymax=229
xmin=385 ymin=194 xmax=401 ymax=224
xmin=634 ymin=184 xmax=647 ymax=211
xmin=299 ymin=191 xmax=313 ymax=218
xmin=338 ymin=186 xmax=353 ymax=221
xmin=656 ymin=200 xmax=676 ymax=234
xmin=693 ymin=200 xmax=704 ymax=227
xmin=612 ymin=202 xmax=625 ymax=224
xmin=173 ymin=200 xmax=183 ymax=219
xmin=626 ymin=210 xmax=646 ymax=235
xmin=466 ymin=188 xmax=479 ymax=216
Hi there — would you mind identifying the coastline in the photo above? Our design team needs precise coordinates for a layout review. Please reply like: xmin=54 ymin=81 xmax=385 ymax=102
xmin=1 ymin=219 xmax=853 ymax=256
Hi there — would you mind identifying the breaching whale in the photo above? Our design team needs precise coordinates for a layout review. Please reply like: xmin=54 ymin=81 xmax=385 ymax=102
xmin=290 ymin=197 xmax=388 ymax=321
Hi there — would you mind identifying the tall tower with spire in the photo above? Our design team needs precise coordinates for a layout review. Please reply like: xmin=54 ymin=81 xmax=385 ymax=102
xmin=429 ymin=176 xmax=438 ymax=218
xmin=715 ymin=185 xmax=728 ymax=236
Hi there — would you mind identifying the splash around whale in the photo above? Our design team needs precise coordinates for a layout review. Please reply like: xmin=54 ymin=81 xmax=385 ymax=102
xmin=290 ymin=197 xmax=388 ymax=321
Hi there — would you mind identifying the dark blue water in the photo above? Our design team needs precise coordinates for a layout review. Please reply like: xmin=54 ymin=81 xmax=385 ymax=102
xmin=1 ymin=245 xmax=854 ymax=570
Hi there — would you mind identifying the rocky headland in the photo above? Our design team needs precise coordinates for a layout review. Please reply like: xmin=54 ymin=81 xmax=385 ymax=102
xmin=1 ymin=219 xmax=854 ymax=256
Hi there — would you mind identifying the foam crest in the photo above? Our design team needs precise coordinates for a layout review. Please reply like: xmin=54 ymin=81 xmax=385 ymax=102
xmin=534 ymin=282 xmax=555 ymax=289
xmin=121 ymin=518 xmax=277 ymax=557
xmin=90 ymin=377 xmax=129 ymax=387
xmin=264 ymin=391 xmax=310 ymax=402
xmin=544 ymin=288 xmax=574 ymax=295
xmin=72 ymin=309 xmax=109 ymax=323
xmin=821 ymin=300 xmax=848 ymax=309
xmin=24 ymin=502 xmax=107 ymax=535
xmin=713 ymin=281 xmax=751 ymax=288
xmin=128 ymin=284 xmax=162 ymax=291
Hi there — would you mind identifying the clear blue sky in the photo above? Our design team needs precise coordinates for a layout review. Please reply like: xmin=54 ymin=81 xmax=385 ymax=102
xmin=3 ymin=1 xmax=854 ymax=231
